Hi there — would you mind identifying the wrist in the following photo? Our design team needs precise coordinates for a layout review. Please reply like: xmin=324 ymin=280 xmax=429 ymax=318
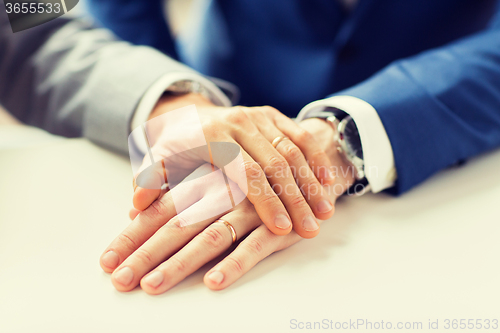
xmin=149 ymin=93 xmax=216 ymax=120
xmin=299 ymin=118 xmax=356 ymax=196
xmin=299 ymin=118 xmax=337 ymax=161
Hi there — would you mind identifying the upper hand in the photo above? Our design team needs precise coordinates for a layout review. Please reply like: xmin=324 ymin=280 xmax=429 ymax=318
xmin=132 ymin=93 xmax=336 ymax=238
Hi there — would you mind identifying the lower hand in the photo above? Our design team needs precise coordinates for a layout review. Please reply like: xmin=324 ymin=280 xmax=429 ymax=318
xmin=102 ymin=118 xmax=354 ymax=293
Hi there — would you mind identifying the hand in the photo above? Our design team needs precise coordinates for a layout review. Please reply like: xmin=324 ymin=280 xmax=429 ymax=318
xmin=133 ymin=93 xmax=336 ymax=238
xmin=102 ymin=167 xmax=352 ymax=294
xmin=101 ymin=119 xmax=355 ymax=294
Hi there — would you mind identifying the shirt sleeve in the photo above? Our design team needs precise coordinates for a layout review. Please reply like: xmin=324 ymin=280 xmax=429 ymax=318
xmin=130 ymin=72 xmax=233 ymax=154
xmin=296 ymin=95 xmax=397 ymax=193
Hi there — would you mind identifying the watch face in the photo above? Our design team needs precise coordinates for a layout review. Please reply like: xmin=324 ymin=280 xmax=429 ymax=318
xmin=344 ymin=118 xmax=363 ymax=159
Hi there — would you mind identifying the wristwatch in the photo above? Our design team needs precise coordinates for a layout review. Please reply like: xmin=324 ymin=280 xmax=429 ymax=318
xmin=309 ymin=107 xmax=370 ymax=195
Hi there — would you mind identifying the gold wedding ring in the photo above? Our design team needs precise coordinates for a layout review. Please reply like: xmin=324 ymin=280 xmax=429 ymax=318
xmin=161 ymin=160 xmax=168 ymax=184
xmin=272 ymin=136 xmax=288 ymax=148
xmin=217 ymin=219 xmax=237 ymax=244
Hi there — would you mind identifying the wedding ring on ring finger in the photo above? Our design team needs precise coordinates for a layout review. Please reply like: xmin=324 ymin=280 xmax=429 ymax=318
xmin=216 ymin=218 xmax=237 ymax=244
xmin=272 ymin=136 xmax=289 ymax=149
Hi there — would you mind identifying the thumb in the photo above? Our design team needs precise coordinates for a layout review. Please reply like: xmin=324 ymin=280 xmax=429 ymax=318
xmin=132 ymin=159 xmax=167 ymax=211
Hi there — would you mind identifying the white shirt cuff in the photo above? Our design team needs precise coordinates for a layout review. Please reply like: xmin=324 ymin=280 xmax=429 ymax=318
xmin=130 ymin=72 xmax=232 ymax=154
xmin=296 ymin=95 xmax=397 ymax=193
xmin=131 ymin=71 xmax=232 ymax=131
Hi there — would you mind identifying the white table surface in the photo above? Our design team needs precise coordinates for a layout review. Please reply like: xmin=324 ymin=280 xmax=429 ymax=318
xmin=1 ymin=134 xmax=499 ymax=333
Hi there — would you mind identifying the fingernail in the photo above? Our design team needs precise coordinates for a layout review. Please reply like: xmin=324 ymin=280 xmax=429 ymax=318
xmin=328 ymin=168 xmax=336 ymax=180
xmin=317 ymin=199 xmax=333 ymax=213
xmin=303 ymin=215 xmax=319 ymax=231
xmin=102 ymin=250 xmax=119 ymax=269
xmin=207 ymin=271 xmax=224 ymax=285
xmin=143 ymin=271 xmax=164 ymax=288
xmin=114 ymin=267 xmax=134 ymax=286
xmin=274 ymin=214 xmax=292 ymax=229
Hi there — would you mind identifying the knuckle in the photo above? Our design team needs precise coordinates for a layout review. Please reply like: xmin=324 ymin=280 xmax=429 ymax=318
xmin=261 ymin=105 xmax=278 ymax=115
xmin=117 ymin=233 xmax=138 ymax=252
xmin=227 ymin=107 xmax=249 ymax=125
xmin=296 ymin=129 xmax=313 ymax=142
xmin=245 ymin=238 xmax=264 ymax=255
xmin=169 ymin=256 xmax=187 ymax=273
xmin=225 ymin=256 xmax=245 ymax=274
xmin=142 ymin=196 xmax=173 ymax=226
xmin=302 ymin=178 xmax=321 ymax=193
xmin=134 ymin=248 xmax=154 ymax=265
xmin=144 ymin=199 xmax=166 ymax=219
xmin=242 ymin=160 xmax=263 ymax=180
xmin=300 ymin=179 xmax=322 ymax=198
xmin=267 ymin=156 xmax=289 ymax=172
xmin=289 ymin=194 xmax=308 ymax=208
xmin=256 ymin=191 xmax=281 ymax=208
xmin=256 ymin=191 xmax=279 ymax=206
xmin=201 ymin=118 xmax=216 ymax=132
xmin=282 ymin=144 xmax=304 ymax=163
xmin=200 ymin=227 xmax=226 ymax=248
xmin=201 ymin=118 xmax=224 ymax=139
xmin=247 ymin=109 xmax=266 ymax=122
xmin=163 ymin=216 xmax=189 ymax=235
xmin=242 ymin=107 xmax=257 ymax=116
xmin=310 ymin=149 xmax=327 ymax=161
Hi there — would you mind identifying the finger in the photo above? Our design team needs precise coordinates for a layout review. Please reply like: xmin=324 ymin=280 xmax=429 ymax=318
xmin=133 ymin=187 xmax=161 ymax=211
xmin=269 ymin=108 xmax=336 ymax=186
xmin=140 ymin=203 xmax=261 ymax=294
xmin=204 ymin=224 xmax=302 ymax=290
xmin=100 ymin=191 xmax=178 ymax=273
xmin=100 ymin=178 xmax=204 ymax=273
xmin=197 ymin=111 xmax=294 ymax=237
xmin=234 ymin=124 xmax=321 ymax=239
xmin=132 ymin=159 xmax=167 ymax=211
xmin=221 ymin=148 xmax=294 ymax=236
xmin=247 ymin=109 xmax=334 ymax=221
xmin=274 ymin=138 xmax=334 ymax=222
xmin=110 ymin=198 xmax=229 ymax=292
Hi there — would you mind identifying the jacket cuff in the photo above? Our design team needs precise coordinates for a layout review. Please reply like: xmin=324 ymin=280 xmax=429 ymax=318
xmin=83 ymin=45 xmax=198 ymax=154
xmin=333 ymin=63 xmax=454 ymax=194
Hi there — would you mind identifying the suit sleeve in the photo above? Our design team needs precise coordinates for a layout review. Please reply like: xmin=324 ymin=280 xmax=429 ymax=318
xmin=0 ymin=8 xmax=198 ymax=153
xmin=335 ymin=8 xmax=500 ymax=194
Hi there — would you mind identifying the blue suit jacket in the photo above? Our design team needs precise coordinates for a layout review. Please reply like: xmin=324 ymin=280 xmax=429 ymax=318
xmin=88 ymin=0 xmax=500 ymax=194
